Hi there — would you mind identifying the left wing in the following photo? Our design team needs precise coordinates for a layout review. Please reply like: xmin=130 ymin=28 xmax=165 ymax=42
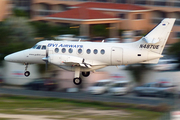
xmin=46 ymin=54 xmax=106 ymax=68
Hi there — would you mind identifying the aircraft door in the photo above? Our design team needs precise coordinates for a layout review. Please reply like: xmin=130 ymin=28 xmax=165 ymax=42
xmin=111 ymin=47 xmax=123 ymax=65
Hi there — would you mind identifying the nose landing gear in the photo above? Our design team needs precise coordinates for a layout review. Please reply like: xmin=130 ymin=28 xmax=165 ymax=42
xmin=24 ymin=63 xmax=30 ymax=77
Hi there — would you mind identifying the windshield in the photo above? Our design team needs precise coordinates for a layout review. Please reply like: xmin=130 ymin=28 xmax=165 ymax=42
xmin=31 ymin=44 xmax=46 ymax=50
xmin=32 ymin=44 xmax=38 ymax=49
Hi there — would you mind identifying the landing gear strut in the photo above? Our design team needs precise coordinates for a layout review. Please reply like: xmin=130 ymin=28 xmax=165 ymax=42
xmin=73 ymin=67 xmax=82 ymax=85
xmin=73 ymin=68 xmax=91 ymax=85
xmin=24 ymin=63 xmax=30 ymax=77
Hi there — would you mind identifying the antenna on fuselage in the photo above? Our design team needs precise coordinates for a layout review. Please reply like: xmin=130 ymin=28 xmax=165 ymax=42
xmin=102 ymin=40 xmax=104 ymax=43
xmin=79 ymin=39 xmax=81 ymax=42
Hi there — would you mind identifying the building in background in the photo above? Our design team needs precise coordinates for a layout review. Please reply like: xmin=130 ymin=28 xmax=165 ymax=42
xmin=30 ymin=0 xmax=180 ymax=44
xmin=1 ymin=0 xmax=180 ymax=43
xmin=0 ymin=0 xmax=12 ymax=21
xmin=11 ymin=0 xmax=32 ymax=15
xmin=131 ymin=0 xmax=180 ymax=44
xmin=31 ymin=1 xmax=151 ymax=38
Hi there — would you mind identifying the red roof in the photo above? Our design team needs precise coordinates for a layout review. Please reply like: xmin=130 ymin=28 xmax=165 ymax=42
xmin=48 ymin=7 xmax=117 ymax=20
xmin=47 ymin=2 xmax=148 ymax=20
xmin=73 ymin=2 xmax=148 ymax=10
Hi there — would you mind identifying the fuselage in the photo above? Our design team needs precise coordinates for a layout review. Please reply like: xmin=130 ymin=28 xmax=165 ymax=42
xmin=3 ymin=18 xmax=176 ymax=85
xmin=4 ymin=40 xmax=161 ymax=71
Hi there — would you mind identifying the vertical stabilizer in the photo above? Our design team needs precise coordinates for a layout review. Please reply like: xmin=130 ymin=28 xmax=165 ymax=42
xmin=137 ymin=18 xmax=176 ymax=64
xmin=142 ymin=18 xmax=176 ymax=54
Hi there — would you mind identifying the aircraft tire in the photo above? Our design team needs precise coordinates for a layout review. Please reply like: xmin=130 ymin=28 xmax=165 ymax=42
xmin=82 ymin=72 xmax=90 ymax=77
xmin=24 ymin=71 xmax=30 ymax=77
xmin=73 ymin=77 xmax=82 ymax=85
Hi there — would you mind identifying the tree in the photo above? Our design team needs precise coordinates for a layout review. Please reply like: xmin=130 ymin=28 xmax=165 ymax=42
xmin=126 ymin=64 xmax=150 ymax=85
xmin=91 ymin=24 xmax=109 ymax=37
xmin=13 ymin=8 xmax=29 ymax=18
xmin=30 ymin=22 xmax=79 ymax=39
xmin=0 ymin=17 xmax=35 ymax=63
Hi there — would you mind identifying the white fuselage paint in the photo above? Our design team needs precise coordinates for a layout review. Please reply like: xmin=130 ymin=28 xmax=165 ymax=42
xmin=4 ymin=18 xmax=176 ymax=80
xmin=4 ymin=39 xmax=161 ymax=72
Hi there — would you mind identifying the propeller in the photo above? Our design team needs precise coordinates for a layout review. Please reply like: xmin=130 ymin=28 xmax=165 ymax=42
xmin=42 ymin=47 xmax=49 ymax=71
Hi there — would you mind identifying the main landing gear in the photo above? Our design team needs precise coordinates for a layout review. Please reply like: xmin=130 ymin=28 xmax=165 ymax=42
xmin=73 ymin=67 xmax=90 ymax=85
xmin=24 ymin=63 xmax=30 ymax=77
xmin=82 ymin=71 xmax=90 ymax=77
xmin=73 ymin=77 xmax=82 ymax=85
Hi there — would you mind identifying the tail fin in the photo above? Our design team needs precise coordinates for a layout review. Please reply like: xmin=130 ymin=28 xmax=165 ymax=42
xmin=138 ymin=18 xmax=176 ymax=64
xmin=143 ymin=18 xmax=176 ymax=54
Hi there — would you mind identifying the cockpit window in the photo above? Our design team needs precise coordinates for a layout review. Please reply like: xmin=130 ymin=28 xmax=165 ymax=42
xmin=32 ymin=45 xmax=38 ymax=49
xmin=36 ymin=45 xmax=41 ymax=49
xmin=41 ymin=45 xmax=46 ymax=50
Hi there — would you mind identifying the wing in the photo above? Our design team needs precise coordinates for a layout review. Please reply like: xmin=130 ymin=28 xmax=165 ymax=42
xmin=46 ymin=54 xmax=106 ymax=68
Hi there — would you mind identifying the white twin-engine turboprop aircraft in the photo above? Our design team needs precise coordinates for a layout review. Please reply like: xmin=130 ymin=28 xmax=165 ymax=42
xmin=4 ymin=18 xmax=176 ymax=85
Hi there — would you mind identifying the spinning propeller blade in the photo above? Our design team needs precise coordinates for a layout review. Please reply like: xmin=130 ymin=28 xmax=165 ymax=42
xmin=42 ymin=46 xmax=49 ymax=71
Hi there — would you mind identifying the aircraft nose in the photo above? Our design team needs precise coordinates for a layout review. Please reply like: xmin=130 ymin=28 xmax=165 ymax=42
xmin=4 ymin=53 xmax=19 ymax=62
xmin=4 ymin=50 xmax=28 ymax=63
xmin=4 ymin=55 xmax=12 ymax=62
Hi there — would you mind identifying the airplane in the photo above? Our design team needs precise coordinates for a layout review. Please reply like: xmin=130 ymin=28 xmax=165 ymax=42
xmin=4 ymin=18 xmax=176 ymax=85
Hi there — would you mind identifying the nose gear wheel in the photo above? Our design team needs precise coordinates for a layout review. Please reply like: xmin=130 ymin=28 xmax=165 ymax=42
xmin=24 ymin=63 xmax=30 ymax=77
xmin=24 ymin=71 xmax=30 ymax=77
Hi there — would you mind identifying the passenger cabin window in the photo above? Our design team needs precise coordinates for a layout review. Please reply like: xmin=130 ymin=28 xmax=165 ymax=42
xmin=86 ymin=49 xmax=91 ymax=54
xmin=100 ymin=49 xmax=105 ymax=54
xmin=55 ymin=48 xmax=59 ymax=53
xmin=36 ymin=45 xmax=41 ymax=49
xmin=41 ymin=45 xmax=46 ymax=50
xmin=62 ymin=48 xmax=66 ymax=53
xmin=93 ymin=49 xmax=98 ymax=54
xmin=78 ymin=48 xmax=82 ymax=54
xmin=69 ymin=48 xmax=73 ymax=53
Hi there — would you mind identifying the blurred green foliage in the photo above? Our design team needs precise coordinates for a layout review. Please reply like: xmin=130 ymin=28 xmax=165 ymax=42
xmin=13 ymin=8 xmax=29 ymax=18
xmin=91 ymin=24 xmax=109 ymax=37
xmin=0 ymin=17 xmax=80 ymax=64
xmin=168 ymin=40 xmax=180 ymax=56
xmin=30 ymin=22 xmax=79 ymax=39
xmin=0 ymin=17 xmax=35 ymax=64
